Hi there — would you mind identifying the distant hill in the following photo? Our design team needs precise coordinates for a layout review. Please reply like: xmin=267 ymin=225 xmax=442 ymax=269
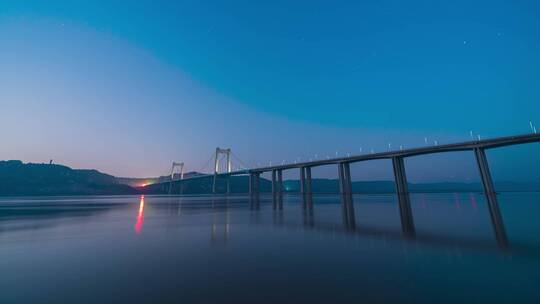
xmin=0 ymin=160 xmax=136 ymax=196
xmin=2 ymin=160 xmax=539 ymax=196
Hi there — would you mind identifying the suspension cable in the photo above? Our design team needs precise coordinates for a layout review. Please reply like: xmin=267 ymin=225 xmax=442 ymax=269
xmin=231 ymin=151 xmax=250 ymax=169
xmin=197 ymin=152 xmax=216 ymax=174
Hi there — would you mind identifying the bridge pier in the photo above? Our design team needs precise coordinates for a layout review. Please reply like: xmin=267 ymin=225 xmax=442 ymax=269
xmin=474 ymin=148 xmax=508 ymax=248
xmin=277 ymin=169 xmax=284 ymax=210
xmin=338 ymin=162 xmax=355 ymax=230
xmin=300 ymin=167 xmax=306 ymax=209
xmin=212 ymin=173 xmax=218 ymax=194
xmin=249 ymin=173 xmax=260 ymax=209
xmin=392 ymin=157 xmax=415 ymax=236
xmin=300 ymin=167 xmax=313 ymax=210
xmin=249 ymin=173 xmax=252 ymax=195
xmin=305 ymin=167 xmax=313 ymax=210
xmin=249 ymin=173 xmax=257 ymax=195
xmin=272 ymin=170 xmax=278 ymax=210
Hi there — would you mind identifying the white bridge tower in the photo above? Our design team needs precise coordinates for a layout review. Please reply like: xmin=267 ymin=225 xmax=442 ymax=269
xmin=213 ymin=148 xmax=232 ymax=193
xmin=169 ymin=161 xmax=185 ymax=194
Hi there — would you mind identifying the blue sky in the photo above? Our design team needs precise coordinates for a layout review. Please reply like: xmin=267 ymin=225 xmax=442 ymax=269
xmin=1 ymin=1 xmax=539 ymax=181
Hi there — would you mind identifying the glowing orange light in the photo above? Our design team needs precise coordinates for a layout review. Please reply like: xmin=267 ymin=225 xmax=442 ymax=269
xmin=135 ymin=195 xmax=145 ymax=234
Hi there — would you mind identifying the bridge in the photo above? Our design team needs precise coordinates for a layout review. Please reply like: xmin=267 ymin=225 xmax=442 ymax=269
xmin=151 ymin=132 xmax=540 ymax=248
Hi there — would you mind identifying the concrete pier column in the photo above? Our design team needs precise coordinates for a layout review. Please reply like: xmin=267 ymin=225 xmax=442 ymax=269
xmin=300 ymin=167 xmax=306 ymax=193
xmin=338 ymin=162 xmax=355 ymax=230
xmin=249 ymin=173 xmax=260 ymax=210
xmin=255 ymin=173 xmax=261 ymax=209
xmin=277 ymin=170 xmax=284 ymax=210
xmin=474 ymin=148 xmax=508 ymax=248
xmin=212 ymin=173 xmax=218 ymax=194
xmin=305 ymin=166 xmax=313 ymax=210
xmin=249 ymin=173 xmax=254 ymax=196
xmin=300 ymin=167 xmax=307 ymax=209
xmin=392 ymin=157 xmax=415 ymax=236
xmin=272 ymin=170 xmax=278 ymax=210
xmin=226 ymin=176 xmax=230 ymax=194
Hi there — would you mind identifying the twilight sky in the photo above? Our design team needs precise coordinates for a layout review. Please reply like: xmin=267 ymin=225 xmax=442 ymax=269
xmin=1 ymin=1 xmax=539 ymax=182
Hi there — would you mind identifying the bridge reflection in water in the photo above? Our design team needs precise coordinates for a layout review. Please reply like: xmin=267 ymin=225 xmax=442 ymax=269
xmin=153 ymin=133 xmax=540 ymax=249
xmin=3 ymin=193 xmax=539 ymax=303
xmin=157 ymin=193 xmax=525 ymax=254
xmin=248 ymin=133 xmax=540 ymax=249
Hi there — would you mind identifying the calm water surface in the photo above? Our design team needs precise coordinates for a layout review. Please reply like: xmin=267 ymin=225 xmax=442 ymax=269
xmin=1 ymin=193 xmax=540 ymax=303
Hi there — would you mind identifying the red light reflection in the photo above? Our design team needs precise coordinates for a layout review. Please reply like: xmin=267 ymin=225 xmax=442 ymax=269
xmin=135 ymin=195 xmax=145 ymax=234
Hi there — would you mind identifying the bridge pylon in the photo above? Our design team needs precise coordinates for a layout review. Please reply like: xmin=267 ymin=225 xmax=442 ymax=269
xmin=169 ymin=162 xmax=185 ymax=194
xmin=213 ymin=148 xmax=232 ymax=194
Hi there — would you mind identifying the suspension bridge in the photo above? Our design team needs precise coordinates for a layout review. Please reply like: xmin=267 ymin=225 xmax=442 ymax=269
xmin=148 ymin=132 xmax=540 ymax=248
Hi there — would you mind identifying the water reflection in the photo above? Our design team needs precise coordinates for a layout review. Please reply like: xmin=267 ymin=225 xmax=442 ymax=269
xmin=454 ymin=193 xmax=462 ymax=210
xmin=134 ymin=195 xmax=145 ymax=234
xmin=0 ymin=193 xmax=530 ymax=254
xmin=211 ymin=197 xmax=231 ymax=244
xmin=0 ymin=197 xmax=128 ymax=235
xmin=247 ymin=192 xmax=518 ymax=252
xmin=469 ymin=193 xmax=478 ymax=210
xmin=2 ymin=193 xmax=540 ymax=303
xmin=211 ymin=212 xmax=230 ymax=245
xmin=303 ymin=207 xmax=315 ymax=227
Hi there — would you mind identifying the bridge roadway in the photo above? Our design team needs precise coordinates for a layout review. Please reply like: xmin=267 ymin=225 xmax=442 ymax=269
xmin=156 ymin=132 xmax=540 ymax=249
xmin=155 ymin=133 xmax=540 ymax=183
xmin=249 ymin=132 xmax=540 ymax=173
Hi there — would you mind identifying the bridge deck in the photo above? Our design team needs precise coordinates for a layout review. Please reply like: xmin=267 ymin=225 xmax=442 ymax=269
xmin=250 ymin=133 xmax=540 ymax=173
xmin=150 ymin=132 xmax=540 ymax=187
